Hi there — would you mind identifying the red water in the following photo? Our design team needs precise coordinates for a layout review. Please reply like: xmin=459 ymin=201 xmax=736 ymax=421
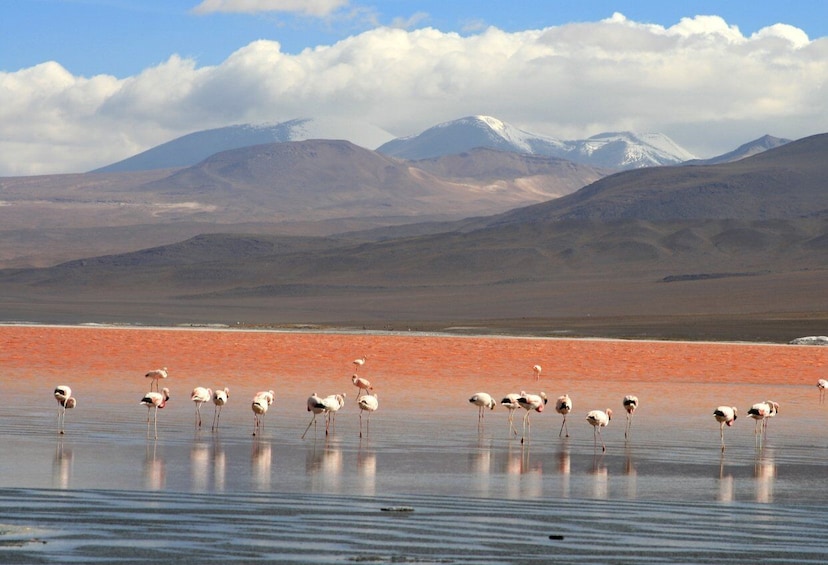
xmin=4 ymin=325 xmax=824 ymax=417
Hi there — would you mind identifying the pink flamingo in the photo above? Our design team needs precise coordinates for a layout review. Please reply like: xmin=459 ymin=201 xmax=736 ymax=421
xmin=555 ymin=394 xmax=573 ymax=438
xmin=190 ymin=387 xmax=212 ymax=430
xmin=517 ymin=391 xmax=547 ymax=444
xmin=622 ymin=395 xmax=639 ymax=440
xmin=586 ymin=409 xmax=612 ymax=452
xmin=144 ymin=367 xmax=168 ymax=392
xmin=140 ymin=387 xmax=170 ymax=440
xmin=54 ymin=385 xmax=76 ymax=435
xmin=252 ymin=390 xmax=274 ymax=437
xmin=211 ymin=387 xmax=229 ymax=431
xmin=713 ymin=406 xmax=738 ymax=452
xmin=358 ymin=393 xmax=378 ymax=438
xmin=352 ymin=374 xmax=373 ymax=398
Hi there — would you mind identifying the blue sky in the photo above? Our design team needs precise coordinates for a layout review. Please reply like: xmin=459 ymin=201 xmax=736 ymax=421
xmin=3 ymin=1 xmax=826 ymax=77
xmin=1 ymin=1 xmax=828 ymax=174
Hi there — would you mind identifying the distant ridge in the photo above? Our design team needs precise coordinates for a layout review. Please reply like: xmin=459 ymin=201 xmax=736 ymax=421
xmin=683 ymin=134 xmax=791 ymax=166
xmin=91 ymin=118 xmax=395 ymax=173
xmin=377 ymin=115 xmax=696 ymax=169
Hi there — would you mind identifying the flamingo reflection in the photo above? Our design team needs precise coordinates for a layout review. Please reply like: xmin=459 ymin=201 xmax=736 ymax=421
xmin=754 ymin=450 xmax=776 ymax=503
xmin=52 ymin=440 xmax=73 ymax=489
xmin=251 ymin=439 xmax=272 ymax=490
xmin=143 ymin=442 xmax=165 ymax=491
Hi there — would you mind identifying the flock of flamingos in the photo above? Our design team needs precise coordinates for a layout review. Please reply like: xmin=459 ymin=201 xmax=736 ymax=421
xmin=50 ymin=358 xmax=823 ymax=452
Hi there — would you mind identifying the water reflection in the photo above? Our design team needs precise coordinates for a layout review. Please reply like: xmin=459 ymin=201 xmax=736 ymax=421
xmin=143 ymin=442 xmax=165 ymax=491
xmin=357 ymin=444 xmax=376 ymax=496
xmin=251 ymin=439 xmax=272 ymax=491
xmin=590 ymin=454 xmax=608 ymax=499
xmin=52 ymin=440 xmax=73 ymax=489
xmin=754 ymin=449 xmax=776 ymax=503
xmin=557 ymin=442 xmax=571 ymax=498
xmin=213 ymin=439 xmax=226 ymax=492
xmin=718 ymin=454 xmax=734 ymax=503
xmin=469 ymin=438 xmax=493 ymax=495
xmin=624 ymin=446 xmax=637 ymax=499
xmin=504 ymin=443 xmax=542 ymax=498
xmin=305 ymin=439 xmax=343 ymax=492
xmin=190 ymin=440 xmax=210 ymax=492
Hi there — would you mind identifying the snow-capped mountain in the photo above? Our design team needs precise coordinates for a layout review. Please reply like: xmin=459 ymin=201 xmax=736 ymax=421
xmin=92 ymin=118 xmax=395 ymax=173
xmin=377 ymin=116 xmax=696 ymax=170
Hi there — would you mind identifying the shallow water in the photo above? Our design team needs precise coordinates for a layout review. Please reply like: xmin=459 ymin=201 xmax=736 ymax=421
xmin=2 ymin=326 xmax=828 ymax=563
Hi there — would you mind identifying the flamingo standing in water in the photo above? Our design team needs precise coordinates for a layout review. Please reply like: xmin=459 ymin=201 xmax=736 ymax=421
xmin=747 ymin=400 xmax=778 ymax=446
xmin=353 ymin=356 xmax=367 ymax=373
xmin=586 ymin=409 xmax=612 ymax=452
xmin=500 ymin=393 xmax=521 ymax=437
xmin=352 ymin=374 xmax=373 ymax=398
xmin=517 ymin=391 xmax=547 ymax=444
xmin=358 ymin=393 xmax=378 ymax=438
xmin=555 ymin=394 xmax=573 ymax=438
xmin=302 ymin=393 xmax=327 ymax=439
xmin=54 ymin=385 xmax=76 ymax=435
xmin=818 ymin=379 xmax=828 ymax=403
xmin=144 ymin=367 xmax=168 ymax=392
xmin=622 ymin=395 xmax=639 ymax=440
xmin=532 ymin=365 xmax=542 ymax=381
xmin=320 ymin=393 xmax=346 ymax=435
xmin=469 ymin=392 xmax=496 ymax=423
xmin=140 ymin=387 xmax=170 ymax=440
xmin=713 ymin=406 xmax=738 ymax=452
xmin=190 ymin=387 xmax=212 ymax=430
xmin=251 ymin=390 xmax=275 ymax=437
xmin=211 ymin=387 xmax=229 ymax=431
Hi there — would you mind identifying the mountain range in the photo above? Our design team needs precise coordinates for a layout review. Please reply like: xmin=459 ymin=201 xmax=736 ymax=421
xmin=91 ymin=115 xmax=704 ymax=174
xmin=0 ymin=131 xmax=826 ymax=341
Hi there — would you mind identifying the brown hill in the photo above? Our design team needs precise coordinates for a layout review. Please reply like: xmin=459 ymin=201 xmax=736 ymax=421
xmin=0 ymin=141 xmax=603 ymax=268
xmin=2 ymin=133 xmax=828 ymax=341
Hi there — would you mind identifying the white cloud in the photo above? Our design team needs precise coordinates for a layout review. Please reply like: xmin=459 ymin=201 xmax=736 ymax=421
xmin=191 ymin=0 xmax=349 ymax=17
xmin=1 ymin=14 xmax=826 ymax=175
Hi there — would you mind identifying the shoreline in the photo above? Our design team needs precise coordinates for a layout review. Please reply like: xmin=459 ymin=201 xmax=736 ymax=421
xmin=0 ymin=320 xmax=815 ymax=347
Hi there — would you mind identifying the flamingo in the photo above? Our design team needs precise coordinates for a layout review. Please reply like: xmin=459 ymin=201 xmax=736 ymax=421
xmin=713 ymin=406 xmax=738 ymax=452
xmin=140 ymin=387 xmax=170 ymax=440
xmin=517 ymin=391 xmax=547 ymax=444
xmin=320 ymin=393 xmax=346 ymax=435
xmin=500 ymin=393 xmax=522 ymax=437
xmin=586 ymin=409 xmax=612 ymax=452
xmin=352 ymin=374 xmax=373 ymax=398
xmin=747 ymin=400 xmax=778 ymax=445
xmin=302 ymin=393 xmax=327 ymax=439
xmin=622 ymin=395 xmax=639 ymax=440
xmin=190 ymin=387 xmax=212 ymax=430
xmin=555 ymin=394 xmax=573 ymax=438
xmin=358 ymin=393 xmax=378 ymax=438
xmin=144 ymin=367 xmax=168 ymax=392
xmin=211 ymin=387 xmax=229 ymax=431
xmin=251 ymin=390 xmax=274 ymax=437
xmin=54 ymin=385 xmax=76 ymax=435
xmin=532 ymin=365 xmax=542 ymax=380
xmin=818 ymin=379 xmax=828 ymax=403
xmin=353 ymin=356 xmax=367 ymax=373
xmin=469 ymin=392 xmax=496 ymax=423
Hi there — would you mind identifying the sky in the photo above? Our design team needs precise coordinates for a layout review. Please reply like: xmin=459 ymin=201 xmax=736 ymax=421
xmin=1 ymin=0 xmax=827 ymax=176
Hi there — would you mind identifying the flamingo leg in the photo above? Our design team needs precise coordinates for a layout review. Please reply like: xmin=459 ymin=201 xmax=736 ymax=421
xmin=599 ymin=428 xmax=606 ymax=452
xmin=720 ymin=422 xmax=726 ymax=452
xmin=153 ymin=406 xmax=159 ymax=440
xmin=521 ymin=411 xmax=531 ymax=444
xmin=301 ymin=414 xmax=317 ymax=439
xmin=559 ymin=415 xmax=568 ymax=438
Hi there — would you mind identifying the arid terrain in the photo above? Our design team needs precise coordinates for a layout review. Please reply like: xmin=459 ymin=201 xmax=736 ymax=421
xmin=1 ymin=135 xmax=827 ymax=342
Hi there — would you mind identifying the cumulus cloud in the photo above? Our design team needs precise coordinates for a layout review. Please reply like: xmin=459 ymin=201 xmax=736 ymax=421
xmin=1 ymin=13 xmax=826 ymax=175
xmin=191 ymin=0 xmax=349 ymax=17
